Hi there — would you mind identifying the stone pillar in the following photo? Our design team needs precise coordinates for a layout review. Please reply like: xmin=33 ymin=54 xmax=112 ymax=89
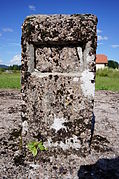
xmin=21 ymin=14 xmax=97 ymax=178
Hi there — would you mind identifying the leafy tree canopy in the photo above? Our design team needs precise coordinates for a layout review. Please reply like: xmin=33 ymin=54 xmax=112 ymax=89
xmin=108 ymin=60 xmax=118 ymax=69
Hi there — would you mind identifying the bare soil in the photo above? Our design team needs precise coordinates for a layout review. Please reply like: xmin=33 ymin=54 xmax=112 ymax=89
xmin=0 ymin=90 xmax=119 ymax=178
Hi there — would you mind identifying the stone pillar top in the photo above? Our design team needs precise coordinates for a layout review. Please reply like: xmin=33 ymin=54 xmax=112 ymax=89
xmin=22 ymin=14 xmax=97 ymax=45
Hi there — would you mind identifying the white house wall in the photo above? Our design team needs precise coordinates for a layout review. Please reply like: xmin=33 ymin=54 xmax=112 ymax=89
xmin=96 ymin=64 xmax=106 ymax=70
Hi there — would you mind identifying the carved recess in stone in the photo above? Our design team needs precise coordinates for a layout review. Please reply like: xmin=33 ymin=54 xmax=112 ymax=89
xmin=21 ymin=14 xmax=97 ymax=169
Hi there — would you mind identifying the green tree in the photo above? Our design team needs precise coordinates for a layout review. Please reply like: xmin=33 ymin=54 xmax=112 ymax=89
xmin=108 ymin=60 xmax=118 ymax=69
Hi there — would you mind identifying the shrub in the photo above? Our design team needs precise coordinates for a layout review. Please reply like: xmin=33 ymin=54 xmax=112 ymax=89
xmin=96 ymin=68 xmax=119 ymax=78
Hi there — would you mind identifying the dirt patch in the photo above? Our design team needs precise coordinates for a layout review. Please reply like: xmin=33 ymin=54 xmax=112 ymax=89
xmin=0 ymin=90 xmax=119 ymax=178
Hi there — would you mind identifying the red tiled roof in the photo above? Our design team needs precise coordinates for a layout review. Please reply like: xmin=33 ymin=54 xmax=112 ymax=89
xmin=96 ymin=54 xmax=108 ymax=64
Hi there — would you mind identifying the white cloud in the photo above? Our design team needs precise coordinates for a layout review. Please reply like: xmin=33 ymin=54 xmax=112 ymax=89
xmin=97 ymin=42 xmax=103 ymax=46
xmin=0 ymin=59 xmax=3 ymax=63
xmin=111 ymin=45 xmax=119 ymax=48
xmin=98 ymin=35 xmax=108 ymax=41
xmin=10 ymin=54 xmax=21 ymax=65
xmin=0 ymin=33 xmax=2 ymax=37
xmin=2 ymin=28 xmax=13 ymax=32
xmin=28 ymin=5 xmax=36 ymax=11
xmin=97 ymin=29 xmax=102 ymax=34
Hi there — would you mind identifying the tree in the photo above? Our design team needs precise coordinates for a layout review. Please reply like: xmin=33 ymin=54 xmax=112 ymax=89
xmin=108 ymin=60 xmax=118 ymax=69
xmin=8 ymin=65 xmax=21 ymax=70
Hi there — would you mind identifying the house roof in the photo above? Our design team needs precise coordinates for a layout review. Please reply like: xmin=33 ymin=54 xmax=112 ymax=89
xmin=96 ymin=54 xmax=108 ymax=64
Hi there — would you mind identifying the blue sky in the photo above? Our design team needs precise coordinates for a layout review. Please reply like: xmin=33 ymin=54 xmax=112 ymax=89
xmin=0 ymin=0 xmax=119 ymax=65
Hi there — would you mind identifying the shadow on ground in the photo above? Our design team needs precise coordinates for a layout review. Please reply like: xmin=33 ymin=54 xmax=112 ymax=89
xmin=78 ymin=157 xmax=119 ymax=179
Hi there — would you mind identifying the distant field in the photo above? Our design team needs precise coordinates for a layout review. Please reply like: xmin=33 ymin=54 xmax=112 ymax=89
xmin=95 ymin=68 xmax=119 ymax=91
xmin=0 ymin=69 xmax=119 ymax=92
xmin=0 ymin=71 xmax=21 ymax=89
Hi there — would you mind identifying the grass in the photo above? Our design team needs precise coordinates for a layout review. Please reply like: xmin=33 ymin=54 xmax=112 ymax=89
xmin=0 ymin=68 xmax=119 ymax=92
xmin=0 ymin=71 xmax=21 ymax=89
xmin=95 ymin=68 xmax=119 ymax=91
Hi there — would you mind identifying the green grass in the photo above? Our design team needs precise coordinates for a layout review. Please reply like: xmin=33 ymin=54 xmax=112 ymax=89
xmin=0 ymin=71 xmax=21 ymax=89
xmin=96 ymin=68 xmax=119 ymax=91
xmin=96 ymin=76 xmax=119 ymax=91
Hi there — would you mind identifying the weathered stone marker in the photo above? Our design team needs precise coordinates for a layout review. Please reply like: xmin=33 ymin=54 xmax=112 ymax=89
xmin=21 ymin=14 xmax=97 ymax=178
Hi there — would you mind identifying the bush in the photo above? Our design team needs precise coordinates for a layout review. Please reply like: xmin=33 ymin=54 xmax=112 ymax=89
xmin=0 ymin=68 xmax=5 ymax=72
xmin=96 ymin=68 xmax=119 ymax=78
xmin=96 ymin=68 xmax=109 ymax=77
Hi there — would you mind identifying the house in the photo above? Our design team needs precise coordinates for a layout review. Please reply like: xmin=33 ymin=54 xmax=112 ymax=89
xmin=96 ymin=54 xmax=108 ymax=70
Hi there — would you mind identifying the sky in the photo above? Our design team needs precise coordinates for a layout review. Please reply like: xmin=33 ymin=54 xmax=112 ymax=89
xmin=0 ymin=0 xmax=119 ymax=65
